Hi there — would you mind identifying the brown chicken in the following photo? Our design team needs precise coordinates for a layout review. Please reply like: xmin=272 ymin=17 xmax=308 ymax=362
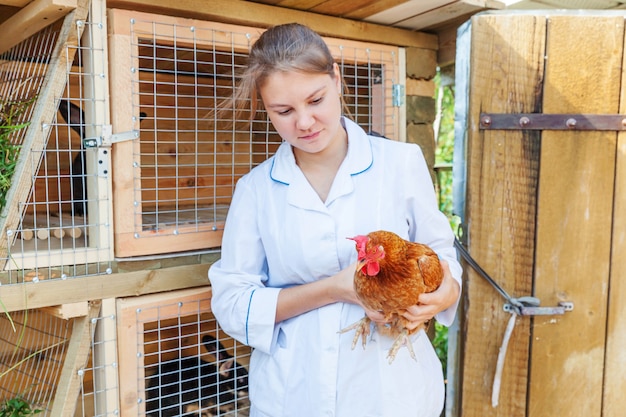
xmin=339 ymin=230 xmax=443 ymax=363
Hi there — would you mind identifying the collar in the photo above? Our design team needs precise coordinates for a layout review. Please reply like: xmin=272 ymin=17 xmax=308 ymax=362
xmin=268 ymin=117 xmax=374 ymax=209
xmin=269 ymin=117 xmax=373 ymax=186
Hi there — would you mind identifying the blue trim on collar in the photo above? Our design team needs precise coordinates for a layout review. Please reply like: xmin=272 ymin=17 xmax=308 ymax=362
xmin=350 ymin=137 xmax=374 ymax=176
xmin=269 ymin=158 xmax=289 ymax=186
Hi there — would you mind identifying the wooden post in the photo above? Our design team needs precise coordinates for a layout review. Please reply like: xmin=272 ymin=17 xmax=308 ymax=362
xmin=459 ymin=14 xmax=545 ymax=416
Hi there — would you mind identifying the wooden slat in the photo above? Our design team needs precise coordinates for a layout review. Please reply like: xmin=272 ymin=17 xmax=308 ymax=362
xmin=460 ymin=14 xmax=545 ymax=416
xmin=50 ymin=300 xmax=101 ymax=417
xmin=108 ymin=13 xmax=143 ymax=258
xmin=0 ymin=263 xmax=211 ymax=313
xmin=0 ymin=0 xmax=77 ymax=55
xmin=93 ymin=298 xmax=120 ymax=416
xmin=106 ymin=0 xmax=438 ymax=49
xmin=0 ymin=0 xmax=89 ymax=269
xmin=0 ymin=0 xmax=32 ymax=6
xmin=528 ymin=15 xmax=621 ymax=417
xmin=603 ymin=36 xmax=626 ymax=413
xmin=343 ymin=0 xmax=415 ymax=20
xmin=40 ymin=302 xmax=89 ymax=319
xmin=82 ymin=0 xmax=112 ymax=252
xmin=115 ymin=227 xmax=224 ymax=257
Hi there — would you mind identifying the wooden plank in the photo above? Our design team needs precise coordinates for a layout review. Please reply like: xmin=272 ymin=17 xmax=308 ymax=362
xmin=528 ymin=15 xmax=621 ymax=417
xmin=0 ymin=0 xmax=32 ymax=6
xmin=108 ymin=13 xmax=144 ymax=258
xmin=460 ymin=14 xmax=545 ymax=416
xmin=40 ymin=302 xmax=89 ymax=319
xmin=50 ymin=300 xmax=101 ymax=417
xmin=0 ymin=263 xmax=211 ymax=312
xmin=0 ymin=0 xmax=89 ymax=269
xmin=106 ymin=0 xmax=438 ymax=49
xmin=115 ymin=227 xmax=224 ymax=257
xmin=82 ymin=0 xmax=112 ymax=252
xmin=0 ymin=0 xmax=76 ymax=55
xmin=603 ymin=36 xmax=626 ymax=413
xmin=396 ymin=0 xmax=500 ymax=31
xmin=93 ymin=298 xmax=120 ymax=416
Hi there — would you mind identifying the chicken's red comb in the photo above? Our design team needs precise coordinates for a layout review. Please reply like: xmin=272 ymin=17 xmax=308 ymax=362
xmin=347 ymin=235 xmax=369 ymax=259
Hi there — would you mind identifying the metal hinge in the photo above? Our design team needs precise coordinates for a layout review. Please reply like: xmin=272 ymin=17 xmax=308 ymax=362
xmin=479 ymin=113 xmax=626 ymax=131
xmin=83 ymin=124 xmax=140 ymax=148
xmin=392 ymin=84 xmax=404 ymax=107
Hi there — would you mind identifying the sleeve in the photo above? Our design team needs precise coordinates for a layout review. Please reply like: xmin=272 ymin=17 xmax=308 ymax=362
xmin=404 ymin=144 xmax=463 ymax=327
xmin=208 ymin=176 xmax=280 ymax=354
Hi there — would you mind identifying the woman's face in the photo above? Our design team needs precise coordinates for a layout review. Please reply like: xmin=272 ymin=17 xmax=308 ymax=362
xmin=259 ymin=64 xmax=344 ymax=157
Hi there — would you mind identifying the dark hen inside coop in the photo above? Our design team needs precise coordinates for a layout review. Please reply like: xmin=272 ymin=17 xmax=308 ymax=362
xmin=134 ymin=292 xmax=251 ymax=416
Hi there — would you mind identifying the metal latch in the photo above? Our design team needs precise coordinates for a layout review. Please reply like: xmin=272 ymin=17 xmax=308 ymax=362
xmin=392 ymin=84 xmax=404 ymax=107
xmin=83 ymin=124 xmax=139 ymax=148
xmin=504 ymin=299 xmax=574 ymax=316
xmin=479 ymin=113 xmax=626 ymax=131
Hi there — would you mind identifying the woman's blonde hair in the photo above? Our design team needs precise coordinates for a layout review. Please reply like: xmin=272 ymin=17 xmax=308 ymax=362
xmin=218 ymin=23 xmax=346 ymax=122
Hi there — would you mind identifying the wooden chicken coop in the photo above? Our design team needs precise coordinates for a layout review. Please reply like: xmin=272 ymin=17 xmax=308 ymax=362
xmin=3 ymin=0 xmax=623 ymax=415
xmin=0 ymin=0 xmax=443 ymax=415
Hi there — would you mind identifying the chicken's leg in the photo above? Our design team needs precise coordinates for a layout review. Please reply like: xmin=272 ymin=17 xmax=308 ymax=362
xmin=387 ymin=328 xmax=416 ymax=364
xmin=338 ymin=315 xmax=372 ymax=350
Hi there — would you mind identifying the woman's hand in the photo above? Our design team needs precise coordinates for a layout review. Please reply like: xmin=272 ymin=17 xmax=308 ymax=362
xmin=401 ymin=261 xmax=460 ymax=330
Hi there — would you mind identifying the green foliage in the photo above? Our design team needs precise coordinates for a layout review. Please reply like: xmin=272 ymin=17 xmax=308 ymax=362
xmin=431 ymin=322 xmax=449 ymax=376
xmin=0 ymin=396 xmax=41 ymax=417
xmin=0 ymin=98 xmax=34 ymax=214
xmin=432 ymin=70 xmax=458 ymax=378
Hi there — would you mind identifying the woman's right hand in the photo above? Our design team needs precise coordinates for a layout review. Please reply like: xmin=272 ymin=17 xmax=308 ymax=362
xmin=331 ymin=261 xmax=359 ymax=304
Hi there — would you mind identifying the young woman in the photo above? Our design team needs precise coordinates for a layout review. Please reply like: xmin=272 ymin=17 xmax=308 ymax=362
xmin=208 ymin=23 xmax=462 ymax=417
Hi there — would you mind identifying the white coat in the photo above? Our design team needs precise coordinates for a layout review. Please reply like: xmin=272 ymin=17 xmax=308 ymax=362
xmin=209 ymin=117 xmax=463 ymax=417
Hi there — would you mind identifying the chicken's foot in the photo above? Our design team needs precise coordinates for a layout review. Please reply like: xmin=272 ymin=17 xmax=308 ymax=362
xmin=387 ymin=328 xmax=416 ymax=364
xmin=338 ymin=315 xmax=372 ymax=350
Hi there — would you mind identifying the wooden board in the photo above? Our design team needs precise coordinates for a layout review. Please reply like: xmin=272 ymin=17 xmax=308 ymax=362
xmin=0 ymin=263 xmax=211 ymax=312
xmin=528 ymin=15 xmax=621 ymax=417
xmin=460 ymin=14 xmax=545 ymax=416
xmin=603 ymin=53 xmax=626 ymax=414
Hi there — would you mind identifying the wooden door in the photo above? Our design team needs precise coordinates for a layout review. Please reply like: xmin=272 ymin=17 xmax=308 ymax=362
xmin=454 ymin=11 xmax=626 ymax=417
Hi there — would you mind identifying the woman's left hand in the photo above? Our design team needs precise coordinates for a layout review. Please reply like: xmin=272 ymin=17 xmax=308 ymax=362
xmin=401 ymin=260 xmax=460 ymax=330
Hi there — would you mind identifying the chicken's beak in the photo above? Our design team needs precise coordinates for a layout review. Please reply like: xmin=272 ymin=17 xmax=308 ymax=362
xmin=355 ymin=258 xmax=367 ymax=273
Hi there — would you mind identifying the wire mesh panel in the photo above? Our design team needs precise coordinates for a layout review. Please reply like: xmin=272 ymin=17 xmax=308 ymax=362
xmin=116 ymin=287 xmax=251 ymax=416
xmin=109 ymin=10 xmax=401 ymax=257
xmin=0 ymin=309 xmax=71 ymax=415
xmin=1 ymin=0 xmax=114 ymax=281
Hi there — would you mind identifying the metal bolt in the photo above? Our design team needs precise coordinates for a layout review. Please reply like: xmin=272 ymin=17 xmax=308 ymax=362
xmin=481 ymin=116 xmax=492 ymax=127
xmin=566 ymin=118 xmax=577 ymax=128
xmin=519 ymin=116 xmax=530 ymax=127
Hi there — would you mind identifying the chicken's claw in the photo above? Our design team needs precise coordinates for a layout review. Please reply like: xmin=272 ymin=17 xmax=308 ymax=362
xmin=338 ymin=316 xmax=372 ymax=350
xmin=387 ymin=329 xmax=416 ymax=364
